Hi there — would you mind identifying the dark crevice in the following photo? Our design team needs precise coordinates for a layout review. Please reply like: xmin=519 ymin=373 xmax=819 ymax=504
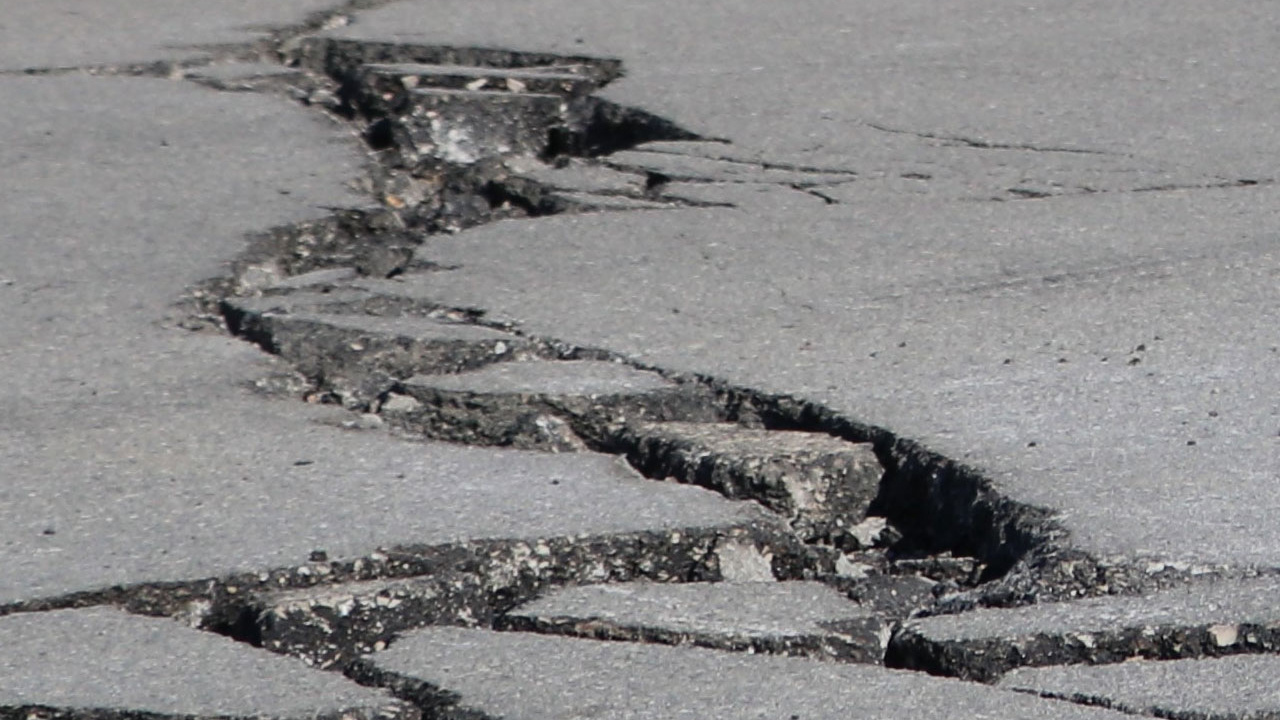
xmin=1007 ymin=187 xmax=1054 ymax=199
xmin=798 ymin=186 xmax=839 ymax=204
xmin=363 ymin=117 xmax=396 ymax=150
xmin=343 ymin=664 xmax=482 ymax=720
xmin=203 ymin=605 xmax=265 ymax=648
xmin=1005 ymin=690 xmax=1141 ymax=718
xmin=569 ymin=98 xmax=704 ymax=157
xmin=644 ymin=171 xmax=671 ymax=195
xmin=685 ymin=383 xmax=1060 ymax=591
xmin=995 ymin=178 xmax=1275 ymax=203
xmin=480 ymin=179 xmax=558 ymax=218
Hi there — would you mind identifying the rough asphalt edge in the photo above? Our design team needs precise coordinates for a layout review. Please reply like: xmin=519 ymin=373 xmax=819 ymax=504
xmin=494 ymin=612 xmax=887 ymax=665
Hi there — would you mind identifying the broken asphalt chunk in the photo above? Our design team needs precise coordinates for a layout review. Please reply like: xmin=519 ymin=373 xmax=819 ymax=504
xmin=825 ymin=572 xmax=942 ymax=622
xmin=385 ymin=360 xmax=720 ymax=450
xmin=618 ymin=422 xmax=883 ymax=544
xmin=888 ymin=576 xmax=1280 ymax=682
xmin=246 ymin=524 xmax=803 ymax=669
xmin=499 ymin=580 xmax=889 ymax=663
xmin=0 ymin=607 xmax=416 ymax=720
xmin=224 ymin=300 xmax=543 ymax=407
xmin=349 ymin=626 xmax=1132 ymax=720
xmin=999 ymin=654 xmax=1280 ymax=720
xmin=391 ymin=88 xmax=566 ymax=167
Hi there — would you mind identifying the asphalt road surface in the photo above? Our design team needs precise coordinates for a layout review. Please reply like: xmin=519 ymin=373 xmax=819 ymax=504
xmin=2 ymin=2 xmax=1276 ymax=719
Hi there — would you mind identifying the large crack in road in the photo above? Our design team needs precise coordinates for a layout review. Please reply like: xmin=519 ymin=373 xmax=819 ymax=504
xmin=4 ymin=3 xmax=1280 ymax=720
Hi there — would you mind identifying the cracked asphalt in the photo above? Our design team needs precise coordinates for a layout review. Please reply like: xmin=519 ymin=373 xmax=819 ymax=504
xmin=2 ymin=1 xmax=1278 ymax=719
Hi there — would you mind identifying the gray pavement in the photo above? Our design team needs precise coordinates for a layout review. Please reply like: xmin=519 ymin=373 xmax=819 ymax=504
xmin=1000 ymin=654 xmax=1280 ymax=720
xmin=0 ymin=1 xmax=339 ymax=71
xmin=4 ymin=1 xmax=1279 ymax=719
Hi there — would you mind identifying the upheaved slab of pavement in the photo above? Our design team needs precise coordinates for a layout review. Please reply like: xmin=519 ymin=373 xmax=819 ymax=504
xmin=999 ymin=654 xmax=1280 ymax=720
xmin=386 ymin=360 xmax=720 ymax=449
xmin=500 ymin=580 xmax=888 ymax=663
xmin=890 ymin=576 xmax=1280 ymax=681
xmin=351 ymin=625 xmax=1131 ymax=720
xmin=223 ymin=291 xmax=552 ymax=406
xmin=617 ymin=422 xmax=883 ymax=544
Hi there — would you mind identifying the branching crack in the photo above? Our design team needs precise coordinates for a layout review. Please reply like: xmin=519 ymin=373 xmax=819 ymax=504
xmin=863 ymin=120 xmax=1123 ymax=157
xmin=629 ymin=145 xmax=861 ymax=177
